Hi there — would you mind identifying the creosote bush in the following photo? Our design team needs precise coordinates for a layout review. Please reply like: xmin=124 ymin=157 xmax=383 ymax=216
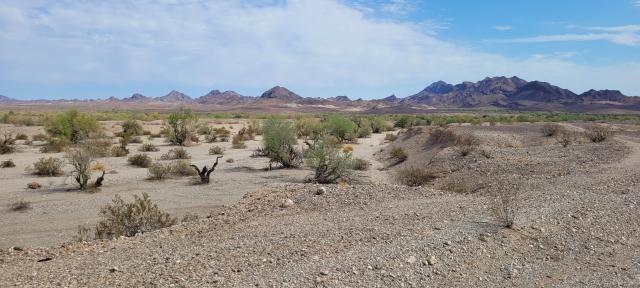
xmin=171 ymin=160 xmax=198 ymax=177
xmin=165 ymin=108 xmax=197 ymax=146
xmin=45 ymin=110 xmax=99 ymax=144
xmin=0 ymin=130 xmax=16 ymax=154
xmin=121 ymin=119 xmax=144 ymax=136
xmin=261 ymin=118 xmax=302 ymax=168
xmin=128 ymin=153 xmax=152 ymax=168
xmin=32 ymin=157 xmax=65 ymax=176
xmin=556 ymin=131 xmax=575 ymax=148
xmin=304 ymin=138 xmax=353 ymax=184
xmin=584 ymin=124 xmax=613 ymax=143
xmin=161 ymin=147 xmax=190 ymax=160
xmin=541 ymin=123 xmax=563 ymax=137
xmin=139 ymin=143 xmax=159 ymax=152
xmin=1 ymin=159 xmax=16 ymax=168
xmin=65 ymin=147 xmax=95 ymax=190
xmin=389 ymin=147 xmax=408 ymax=165
xmin=148 ymin=162 xmax=173 ymax=180
xmin=395 ymin=167 xmax=437 ymax=187
xmin=94 ymin=193 xmax=176 ymax=239
xmin=209 ymin=145 xmax=224 ymax=155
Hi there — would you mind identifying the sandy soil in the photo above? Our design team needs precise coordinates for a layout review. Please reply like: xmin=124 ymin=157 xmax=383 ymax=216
xmin=0 ymin=121 xmax=393 ymax=248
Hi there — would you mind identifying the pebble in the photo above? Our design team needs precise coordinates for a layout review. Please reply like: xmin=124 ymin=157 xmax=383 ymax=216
xmin=406 ymin=256 xmax=417 ymax=264
xmin=280 ymin=199 xmax=294 ymax=208
xmin=316 ymin=187 xmax=326 ymax=195
xmin=427 ymin=256 xmax=438 ymax=266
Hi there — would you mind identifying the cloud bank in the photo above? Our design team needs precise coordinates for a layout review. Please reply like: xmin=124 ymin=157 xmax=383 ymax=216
xmin=0 ymin=0 xmax=639 ymax=98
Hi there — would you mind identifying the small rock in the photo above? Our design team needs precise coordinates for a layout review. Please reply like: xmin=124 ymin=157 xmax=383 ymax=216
xmin=320 ymin=270 xmax=329 ymax=276
xmin=109 ymin=267 xmax=119 ymax=273
xmin=427 ymin=256 xmax=438 ymax=266
xmin=406 ymin=256 xmax=417 ymax=264
xmin=280 ymin=199 xmax=294 ymax=208
xmin=316 ymin=187 xmax=326 ymax=195
xmin=11 ymin=246 xmax=23 ymax=252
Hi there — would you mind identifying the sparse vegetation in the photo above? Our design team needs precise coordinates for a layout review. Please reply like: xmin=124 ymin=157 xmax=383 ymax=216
xmin=0 ymin=129 xmax=16 ymax=154
xmin=541 ymin=123 xmax=563 ymax=137
xmin=556 ymin=131 xmax=576 ymax=147
xmin=384 ymin=133 xmax=397 ymax=142
xmin=32 ymin=157 xmax=65 ymax=176
xmin=1 ymin=159 xmax=16 ymax=168
xmin=209 ymin=145 xmax=224 ymax=155
xmin=27 ymin=182 xmax=42 ymax=189
xmin=10 ymin=199 xmax=31 ymax=211
xmin=304 ymin=139 xmax=353 ymax=184
xmin=490 ymin=182 xmax=519 ymax=229
xmin=231 ymin=133 xmax=247 ymax=149
xmin=584 ymin=124 xmax=613 ymax=143
xmin=165 ymin=108 xmax=197 ymax=146
xmin=39 ymin=138 xmax=70 ymax=153
xmin=351 ymin=158 xmax=370 ymax=171
xmin=139 ymin=143 xmax=159 ymax=152
xmin=454 ymin=133 xmax=480 ymax=156
xmin=128 ymin=153 xmax=152 ymax=168
xmin=147 ymin=162 xmax=173 ymax=180
xmin=121 ymin=119 xmax=144 ymax=136
xmin=427 ymin=127 xmax=457 ymax=146
xmin=389 ymin=147 xmax=407 ymax=165
xmin=110 ymin=145 xmax=129 ymax=157
xmin=44 ymin=110 xmax=99 ymax=144
xmin=65 ymin=147 xmax=95 ymax=190
xmin=395 ymin=167 xmax=437 ymax=187
xmin=94 ymin=193 xmax=176 ymax=239
xmin=161 ymin=147 xmax=190 ymax=160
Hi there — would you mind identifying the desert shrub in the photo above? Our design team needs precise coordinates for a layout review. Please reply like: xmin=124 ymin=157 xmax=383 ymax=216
xmin=384 ymin=133 xmax=398 ymax=142
xmin=490 ymin=182 xmax=519 ymax=228
xmin=170 ymin=160 xmax=197 ymax=177
xmin=371 ymin=117 xmax=392 ymax=133
xmin=209 ymin=145 xmax=224 ymax=155
xmin=82 ymin=138 xmax=112 ymax=157
xmin=32 ymin=133 xmax=48 ymax=141
xmin=555 ymin=131 xmax=575 ymax=147
xmin=129 ymin=136 xmax=144 ymax=144
xmin=247 ymin=120 xmax=262 ymax=136
xmin=295 ymin=117 xmax=323 ymax=138
xmin=1 ymin=159 xmax=16 ymax=168
xmin=27 ymin=182 xmax=42 ymax=189
xmin=356 ymin=126 xmax=372 ymax=138
xmin=32 ymin=157 xmax=64 ymax=176
xmin=39 ymin=138 xmax=70 ymax=153
xmin=231 ymin=133 xmax=247 ymax=149
xmin=541 ymin=123 xmax=563 ymax=137
xmin=128 ymin=153 xmax=152 ymax=168
xmin=10 ymin=199 xmax=31 ymax=211
xmin=351 ymin=158 xmax=370 ymax=171
xmin=121 ymin=119 xmax=144 ymax=136
xmin=181 ymin=213 xmax=199 ymax=223
xmin=427 ymin=127 xmax=457 ymax=146
xmin=143 ymin=130 xmax=152 ymax=136
xmin=226 ymin=158 xmax=234 ymax=163
xmin=389 ymin=147 xmax=407 ymax=165
xmin=165 ymin=108 xmax=197 ymax=146
xmin=454 ymin=133 xmax=480 ymax=156
xmin=147 ymin=162 xmax=172 ymax=180
xmin=197 ymin=125 xmax=213 ymax=135
xmin=65 ymin=147 xmax=95 ymax=190
xmin=304 ymin=139 xmax=353 ymax=184
xmin=110 ymin=145 xmax=129 ymax=157
xmin=45 ymin=110 xmax=99 ymax=144
xmin=261 ymin=118 xmax=302 ymax=168
xmin=139 ymin=143 xmax=159 ymax=152
xmin=395 ymin=167 xmax=437 ymax=187
xmin=584 ymin=124 xmax=612 ymax=143
xmin=15 ymin=133 xmax=28 ymax=140
xmin=0 ymin=130 xmax=16 ymax=154
xmin=394 ymin=115 xmax=414 ymax=128
xmin=94 ymin=193 xmax=177 ymax=239
xmin=161 ymin=147 xmax=190 ymax=160
xmin=324 ymin=115 xmax=357 ymax=142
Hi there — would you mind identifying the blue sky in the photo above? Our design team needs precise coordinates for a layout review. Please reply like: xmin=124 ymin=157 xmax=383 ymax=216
xmin=0 ymin=0 xmax=639 ymax=100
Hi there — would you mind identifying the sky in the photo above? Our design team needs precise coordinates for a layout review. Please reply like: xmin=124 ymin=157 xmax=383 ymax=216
xmin=0 ymin=0 xmax=639 ymax=100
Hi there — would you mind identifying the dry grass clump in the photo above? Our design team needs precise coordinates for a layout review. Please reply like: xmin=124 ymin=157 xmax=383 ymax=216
xmin=0 ymin=130 xmax=16 ymax=154
xmin=32 ymin=157 xmax=65 ymax=176
xmin=231 ymin=133 xmax=247 ymax=149
xmin=209 ymin=145 xmax=224 ymax=155
xmin=389 ymin=147 xmax=407 ymax=165
xmin=139 ymin=143 xmax=159 ymax=152
xmin=205 ymin=127 xmax=231 ymax=143
xmin=489 ymin=182 xmax=519 ymax=229
xmin=147 ymin=162 xmax=173 ymax=180
xmin=160 ymin=147 xmax=190 ymax=160
xmin=94 ymin=193 xmax=176 ymax=239
xmin=83 ymin=138 xmax=113 ymax=157
xmin=541 ymin=123 xmax=563 ymax=137
xmin=555 ymin=131 xmax=576 ymax=147
xmin=27 ymin=182 xmax=42 ymax=189
xmin=128 ymin=153 xmax=152 ymax=168
xmin=1 ymin=159 xmax=16 ymax=168
xmin=427 ymin=127 xmax=458 ymax=146
xmin=171 ymin=160 xmax=198 ymax=177
xmin=395 ymin=167 xmax=437 ymax=187
xmin=110 ymin=145 xmax=129 ymax=157
xmin=351 ymin=158 xmax=370 ymax=171
xmin=10 ymin=199 xmax=31 ymax=211
xmin=384 ymin=133 xmax=398 ymax=142
xmin=454 ymin=133 xmax=480 ymax=156
xmin=584 ymin=124 xmax=613 ymax=143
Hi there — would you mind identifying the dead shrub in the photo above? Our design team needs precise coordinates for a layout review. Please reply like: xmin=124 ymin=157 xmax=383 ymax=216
xmin=161 ymin=147 xmax=190 ymax=160
xmin=139 ymin=143 xmax=159 ymax=152
xmin=0 ymin=130 xmax=16 ymax=154
xmin=351 ymin=158 xmax=370 ymax=171
xmin=541 ymin=123 xmax=563 ymax=137
xmin=110 ymin=145 xmax=129 ymax=157
xmin=94 ymin=193 xmax=177 ymax=239
xmin=10 ymin=199 xmax=31 ymax=211
xmin=395 ymin=167 xmax=437 ymax=187
xmin=27 ymin=182 xmax=42 ymax=189
xmin=427 ymin=128 xmax=457 ymax=146
xmin=555 ymin=131 xmax=576 ymax=147
xmin=1 ymin=159 xmax=16 ymax=168
xmin=389 ymin=147 xmax=408 ymax=165
xmin=65 ymin=147 xmax=95 ymax=190
xmin=454 ymin=133 xmax=480 ymax=156
xmin=32 ymin=157 xmax=65 ymax=176
xmin=128 ymin=153 xmax=152 ymax=168
xmin=489 ymin=181 xmax=519 ymax=229
xmin=584 ymin=124 xmax=613 ymax=143
xmin=209 ymin=145 xmax=224 ymax=155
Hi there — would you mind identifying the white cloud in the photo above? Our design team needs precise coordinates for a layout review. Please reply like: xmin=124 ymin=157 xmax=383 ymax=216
xmin=492 ymin=25 xmax=640 ymax=46
xmin=0 ymin=0 xmax=639 ymax=98
xmin=634 ymin=0 xmax=640 ymax=7
xmin=493 ymin=25 xmax=513 ymax=31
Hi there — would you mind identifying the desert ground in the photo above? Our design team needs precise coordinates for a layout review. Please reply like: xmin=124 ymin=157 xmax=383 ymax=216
xmin=1 ymin=119 xmax=640 ymax=287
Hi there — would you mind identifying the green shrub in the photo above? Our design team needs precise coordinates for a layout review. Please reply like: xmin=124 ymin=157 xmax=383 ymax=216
xmin=139 ymin=143 xmax=159 ymax=152
xmin=45 ymin=110 xmax=99 ymax=144
xmin=356 ymin=126 xmax=372 ymax=138
xmin=394 ymin=115 xmax=414 ymax=128
xmin=371 ymin=117 xmax=392 ymax=133
xmin=128 ymin=153 xmax=152 ymax=168
xmin=94 ymin=193 xmax=177 ymax=239
xmin=395 ymin=167 xmax=437 ymax=186
xmin=161 ymin=147 xmax=190 ymax=160
xmin=121 ymin=120 xmax=144 ymax=136
xmin=304 ymin=139 xmax=352 ymax=183
xmin=324 ymin=115 xmax=357 ymax=142
xmin=209 ymin=145 xmax=224 ymax=155
xmin=32 ymin=157 xmax=64 ymax=176
xmin=165 ymin=108 xmax=197 ymax=146
xmin=261 ymin=118 xmax=302 ymax=168
xmin=389 ymin=147 xmax=407 ymax=165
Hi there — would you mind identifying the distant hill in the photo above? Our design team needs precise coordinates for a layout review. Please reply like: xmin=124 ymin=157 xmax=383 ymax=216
xmin=259 ymin=86 xmax=303 ymax=102
xmin=155 ymin=90 xmax=192 ymax=102
xmin=0 ymin=95 xmax=15 ymax=102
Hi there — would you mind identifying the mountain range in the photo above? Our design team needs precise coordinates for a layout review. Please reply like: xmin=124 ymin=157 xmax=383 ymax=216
xmin=1 ymin=76 xmax=639 ymax=113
